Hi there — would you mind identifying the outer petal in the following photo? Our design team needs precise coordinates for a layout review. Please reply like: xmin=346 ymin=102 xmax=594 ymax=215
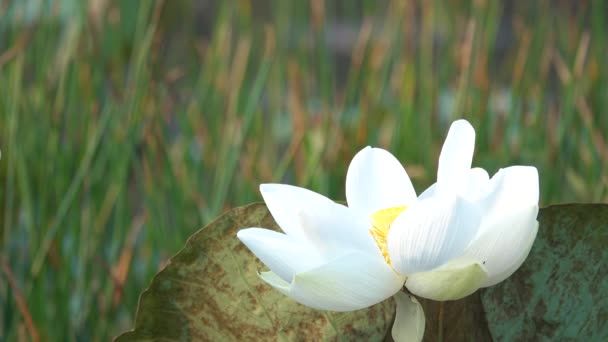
xmin=387 ymin=195 xmax=482 ymax=274
xmin=479 ymin=166 xmax=539 ymax=223
xmin=259 ymin=251 xmax=405 ymax=312
xmin=260 ymin=183 xmax=334 ymax=241
xmin=297 ymin=201 xmax=381 ymax=258
xmin=478 ymin=220 xmax=538 ymax=287
xmin=237 ymin=228 xmax=323 ymax=282
xmin=405 ymin=257 xmax=488 ymax=301
xmin=346 ymin=146 xmax=417 ymax=217
xmin=462 ymin=166 xmax=539 ymax=286
xmin=436 ymin=120 xmax=476 ymax=195
xmin=464 ymin=205 xmax=538 ymax=286
xmin=392 ymin=292 xmax=425 ymax=342
xmin=260 ymin=184 xmax=378 ymax=256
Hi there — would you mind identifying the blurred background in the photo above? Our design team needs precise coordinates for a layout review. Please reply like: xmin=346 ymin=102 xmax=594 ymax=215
xmin=0 ymin=0 xmax=606 ymax=340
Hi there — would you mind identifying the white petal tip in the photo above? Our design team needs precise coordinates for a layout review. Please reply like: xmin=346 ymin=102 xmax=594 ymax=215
xmin=236 ymin=227 xmax=269 ymax=242
xmin=452 ymin=119 xmax=474 ymax=130
xmin=437 ymin=119 xmax=476 ymax=192
xmin=236 ymin=228 xmax=254 ymax=241
xmin=259 ymin=183 xmax=277 ymax=193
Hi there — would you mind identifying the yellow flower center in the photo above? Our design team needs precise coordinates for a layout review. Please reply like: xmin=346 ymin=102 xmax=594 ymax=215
xmin=369 ymin=206 xmax=407 ymax=265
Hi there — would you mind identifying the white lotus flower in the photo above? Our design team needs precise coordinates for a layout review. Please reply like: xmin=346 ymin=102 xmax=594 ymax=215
xmin=386 ymin=119 xmax=539 ymax=301
xmin=237 ymin=119 xmax=538 ymax=342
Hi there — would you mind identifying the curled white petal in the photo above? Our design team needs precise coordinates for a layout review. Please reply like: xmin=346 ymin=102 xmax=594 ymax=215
xmin=392 ymin=292 xmax=425 ymax=342
xmin=297 ymin=201 xmax=380 ymax=258
xmin=346 ymin=146 xmax=417 ymax=217
xmin=237 ymin=228 xmax=323 ymax=282
xmin=437 ymin=120 xmax=476 ymax=195
xmin=259 ymin=251 xmax=405 ymax=312
xmin=260 ymin=184 xmax=378 ymax=256
xmin=460 ymin=166 xmax=539 ymax=286
xmin=465 ymin=205 xmax=538 ymax=286
xmin=260 ymin=183 xmax=334 ymax=241
xmin=480 ymin=166 xmax=539 ymax=222
xmin=387 ymin=195 xmax=481 ymax=274
xmin=480 ymin=220 xmax=539 ymax=287
xmin=405 ymin=257 xmax=488 ymax=301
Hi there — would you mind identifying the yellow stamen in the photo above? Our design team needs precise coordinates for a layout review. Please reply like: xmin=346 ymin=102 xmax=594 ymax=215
xmin=369 ymin=206 xmax=407 ymax=265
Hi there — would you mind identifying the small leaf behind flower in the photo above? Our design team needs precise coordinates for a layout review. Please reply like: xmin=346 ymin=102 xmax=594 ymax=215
xmin=416 ymin=293 xmax=492 ymax=342
xmin=482 ymin=204 xmax=608 ymax=341
xmin=116 ymin=203 xmax=395 ymax=341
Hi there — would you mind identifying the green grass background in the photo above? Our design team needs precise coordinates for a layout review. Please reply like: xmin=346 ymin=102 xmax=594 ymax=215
xmin=0 ymin=0 xmax=606 ymax=340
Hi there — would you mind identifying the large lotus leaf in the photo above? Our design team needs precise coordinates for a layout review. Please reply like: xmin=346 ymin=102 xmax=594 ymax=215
xmin=482 ymin=204 xmax=608 ymax=341
xmin=118 ymin=203 xmax=607 ymax=341
xmin=116 ymin=203 xmax=395 ymax=341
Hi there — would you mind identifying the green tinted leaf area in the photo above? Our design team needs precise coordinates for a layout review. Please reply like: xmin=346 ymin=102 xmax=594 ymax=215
xmin=117 ymin=203 xmax=394 ymax=341
xmin=482 ymin=204 xmax=608 ymax=341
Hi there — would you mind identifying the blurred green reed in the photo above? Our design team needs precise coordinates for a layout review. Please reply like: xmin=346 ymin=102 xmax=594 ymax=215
xmin=0 ymin=0 xmax=606 ymax=340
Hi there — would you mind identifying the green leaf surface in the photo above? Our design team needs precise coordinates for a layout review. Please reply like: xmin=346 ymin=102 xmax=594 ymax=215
xmin=118 ymin=203 xmax=607 ymax=341
xmin=116 ymin=203 xmax=395 ymax=341
xmin=482 ymin=204 xmax=608 ymax=341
